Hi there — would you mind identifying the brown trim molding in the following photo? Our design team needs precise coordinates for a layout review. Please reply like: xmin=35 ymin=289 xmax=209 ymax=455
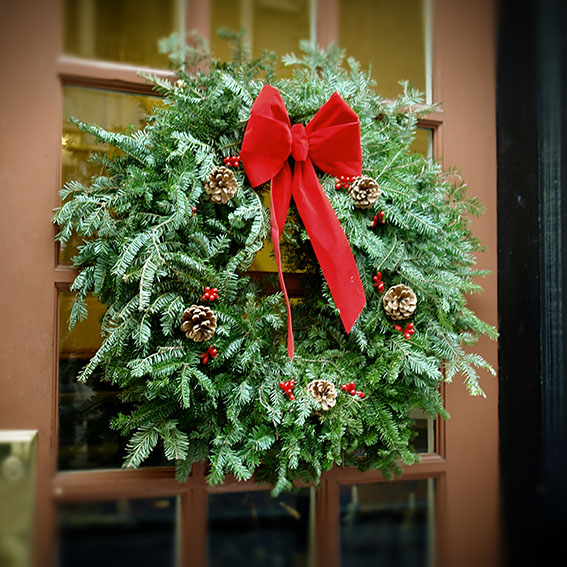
xmin=57 ymin=55 xmax=176 ymax=95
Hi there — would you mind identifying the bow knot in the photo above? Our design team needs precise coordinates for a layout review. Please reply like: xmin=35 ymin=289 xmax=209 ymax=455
xmin=240 ymin=86 xmax=366 ymax=359
xmin=290 ymin=124 xmax=309 ymax=162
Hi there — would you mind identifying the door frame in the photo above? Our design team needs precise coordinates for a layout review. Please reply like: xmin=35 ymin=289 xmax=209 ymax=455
xmin=0 ymin=1 xmax=499 ymax=565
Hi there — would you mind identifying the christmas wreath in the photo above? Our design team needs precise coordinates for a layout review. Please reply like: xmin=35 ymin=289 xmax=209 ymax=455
xmin=53 ymin=41 xmax=496 ymax=495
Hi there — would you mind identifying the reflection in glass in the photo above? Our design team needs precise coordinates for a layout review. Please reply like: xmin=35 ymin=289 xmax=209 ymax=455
xmin=58 ymin=292 xmax=167 ymax=470
xmin=58 ymin=291 xmax=118 ymax=470
xmin=410 ymin=409 xmax=435 ymax=454
xmin=211 ymin=0 xmax=311 ymax=75
xmin=63 ymin=0 xmax=180 ymax=67
xmin=60 ymin=87 xmax=157 ymax=263
xmin=413 ymin=127 xmax=433 ymax=160
xmin=57 ymin=497 xmax=178 ymax=567
xmin=208 ymin=488 xmax=314 ymax=567
xmin=340 ymin=479 xmax=434 ymax=567
xmin=339 ymin=0 xmax=428 ymax=100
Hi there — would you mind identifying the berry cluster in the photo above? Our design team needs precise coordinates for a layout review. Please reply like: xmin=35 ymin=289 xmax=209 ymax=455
xmin=373 ymin=271 xmax=385 ymax=293
xmin=370 ymin=211 xmax=385 ymax=227
xmin=341 ymin=381 xmax=366 ymax=399
xmin=200 ymin=345 xmax=218 ymax=364
xmin=222 ymin=155 xmax=241 ymax=168
xmin=394 ymin=322 xmax=415 ymax=339
xmin=279 ymin=379 xmax=296 ymax=400
xmin=334 ymin=175 xmax=357 ymax=190
xmin=202 ymin=286 xmax=219 ymax=301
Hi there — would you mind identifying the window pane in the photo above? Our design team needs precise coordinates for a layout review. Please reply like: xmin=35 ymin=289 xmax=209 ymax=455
xmin=211 ymin=0 xmax=311 ymax=75
xmin=60 ymin=86 xmax=157 ymax=263
xmin=58 ymin=291 xmax=167 ymax=470
xmin=340 ymin=479 xmax=435 ymax=567
xmin=339 ymin=0 xmax=429 ymax=100
xmin=413 ymin=127 xmax=433 ymax=159
xmin=410 ymin=409 xmax=435 ymax=453
xmin=63 ymin=0 xmax=181 ymax=67
xmin=57 ymin=497 xmax=178 ymax=567
xmin=58 ymin=291 xmax=115 ymax=470
xmin=208 ymin=488 xmax=314 ymax=566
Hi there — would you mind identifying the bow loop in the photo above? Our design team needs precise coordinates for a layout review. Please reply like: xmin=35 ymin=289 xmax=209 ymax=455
xmin=240 ymin=86 xmax=366 ymax=359
xmin=240 ymin=86 xmax=291 ymax=187
xmin=306 ymin=93 xmax=362 ymax=178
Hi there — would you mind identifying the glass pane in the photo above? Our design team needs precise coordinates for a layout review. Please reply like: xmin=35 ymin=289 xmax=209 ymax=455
xmin=410 ymin=409 xmax=434 ymax=453
xmin=340 ymin=479 xmax=435 ymax=567
xmin=208 ymin=488 xmax=314 ymax=566
xmin=60 ymin=86 xmax=157 ymax=263
xmin=58 ymin=291 xmax=170 ymax=470
xmin=58 ymin=291 xmax=114 ymax=470
xmin=57 ymin=497 xmax=178 ymax=567
xmin=211 ymin=0 xmax=312 ymax=75
xmin=63 ymin=0 xmax=181 ymax=67
xmin=58 ymin=291 xmax=167 ymax=470
xmin=339 ymin=0 xmax=429 ymax=100
xmin=413 ymin=127 xmax=433 ymax=159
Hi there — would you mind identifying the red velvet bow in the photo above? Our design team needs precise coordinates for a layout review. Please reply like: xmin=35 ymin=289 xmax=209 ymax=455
xmin=240 ymin=85 xmax=366 ymax=359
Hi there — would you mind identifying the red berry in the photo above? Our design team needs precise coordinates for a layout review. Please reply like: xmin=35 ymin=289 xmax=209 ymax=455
xmin=335 ymin=182 xmax=342 ymax=190
xmin=201 ymin=353 xmax=209 ymax=364
xmin=371 ymin=220 xmax=377 ymax=228
xmin=289 ymin=394 xmax=295 ymax=401
xmin=376 ymin=272 xmax=382 ymax=280
xmin=394 ymin=324 xmax=403 ymax=332
xmin=378 ymin=282 xmax=385 ymax=292
xmin=344 ymin=183 xmax=349 ymax=189
xmin=358 ymin=392 xmax=366 ymax=399
xmin=341 ymin=384 xmax=349 ymax=391
xmin=406 ymin=322 xmax=414 ymax=329
xmin=404 ymin=332 xmax=411 ymax=339
xmin=340 ymin=175 xmax=345 ymax=181
xmin=279 ymin=381 xmax=285 ymax=389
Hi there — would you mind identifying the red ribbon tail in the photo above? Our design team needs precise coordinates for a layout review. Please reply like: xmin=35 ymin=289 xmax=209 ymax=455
xmin=271 ymin=168 xmax=295 ymax=359
xmin=292 ymin=162 xmax=366 ymax=332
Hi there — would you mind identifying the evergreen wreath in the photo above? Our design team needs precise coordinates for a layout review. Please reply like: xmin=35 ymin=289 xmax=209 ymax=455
xmin=53 ymin=40 xmax=497 ymax=495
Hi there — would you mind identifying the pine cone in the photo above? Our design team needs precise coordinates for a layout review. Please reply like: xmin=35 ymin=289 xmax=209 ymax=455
xmin=347 ymin=175 xmax=381 ymax=209
xmin=382 ymin=284 xmax=417 ymax=320
xmin=180 ymin=305 xmax=217 ymax=342
xmin=204 ymin=166 xmax=238 ymax=204
xmin=307 ymin=379 xmax=337 ymax=411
